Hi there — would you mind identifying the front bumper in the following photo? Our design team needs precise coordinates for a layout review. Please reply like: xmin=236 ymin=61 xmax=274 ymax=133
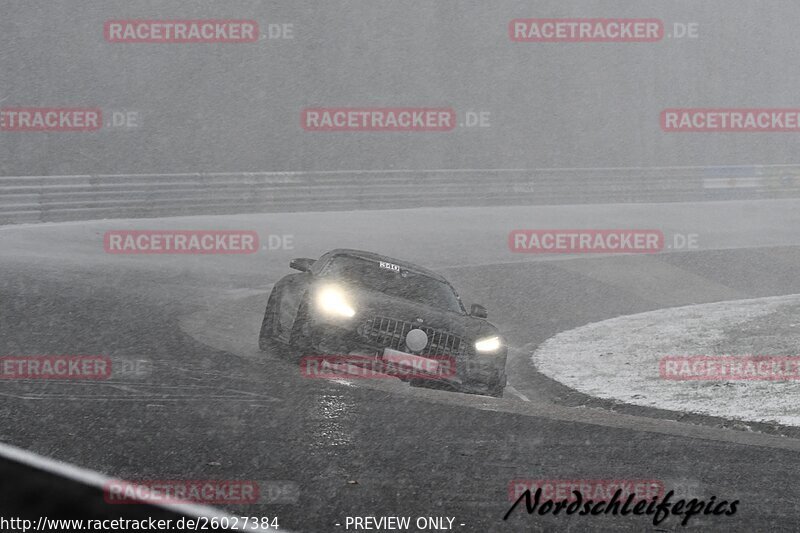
xmin=304 ymin=314 xmax=507 ymax=388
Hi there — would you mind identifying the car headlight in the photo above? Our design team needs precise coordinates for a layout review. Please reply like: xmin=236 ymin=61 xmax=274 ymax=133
xmin=316 ymin=286 xmax=356 ymax=318
xmin=474 ymin=335 xmax=501 ymax=353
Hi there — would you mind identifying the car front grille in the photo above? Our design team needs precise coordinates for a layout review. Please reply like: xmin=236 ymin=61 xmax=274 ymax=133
xmin=359 ymin=316 xmax=465 ymax=357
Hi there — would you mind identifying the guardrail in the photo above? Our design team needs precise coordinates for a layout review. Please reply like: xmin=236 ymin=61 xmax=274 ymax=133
xmin=1 ymin=167 xmax=799 ymax=224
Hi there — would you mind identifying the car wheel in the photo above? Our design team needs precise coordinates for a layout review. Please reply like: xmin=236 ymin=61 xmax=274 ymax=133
xmin=485 ymin=381 xmax=505 ymax=398
xmin=288 ymin=299 xmax=314 ymax=358
xmin=456 ymin=377 xmax=505 ymax=398
xmin=407 ymin=378 xmax=458 ymax=393
xmin=258 ymin=287 xmax=282 ymax=351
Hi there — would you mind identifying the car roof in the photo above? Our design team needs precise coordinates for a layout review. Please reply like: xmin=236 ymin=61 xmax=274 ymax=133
xmin=324 ymin=249 xmax=448 ymax=283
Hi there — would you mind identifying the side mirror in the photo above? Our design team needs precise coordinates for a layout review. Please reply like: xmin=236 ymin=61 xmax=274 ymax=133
xmin=289 ymin=258 xmax=315 ymax=272
xmin=470 ymin=304 xmax=488 ymax=319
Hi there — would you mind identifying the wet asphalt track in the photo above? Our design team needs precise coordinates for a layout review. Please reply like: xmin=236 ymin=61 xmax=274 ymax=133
xmin=1 ymin=202 xmax=800 ymax=532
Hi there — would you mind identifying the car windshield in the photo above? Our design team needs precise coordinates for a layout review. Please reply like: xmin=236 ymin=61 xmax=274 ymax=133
xmin=322 ymin=255 xmax=464 ymax=313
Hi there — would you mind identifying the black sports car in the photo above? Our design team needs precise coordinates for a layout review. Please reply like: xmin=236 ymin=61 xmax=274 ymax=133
xmin=258 ymin=249 xmax=508 ymax=397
